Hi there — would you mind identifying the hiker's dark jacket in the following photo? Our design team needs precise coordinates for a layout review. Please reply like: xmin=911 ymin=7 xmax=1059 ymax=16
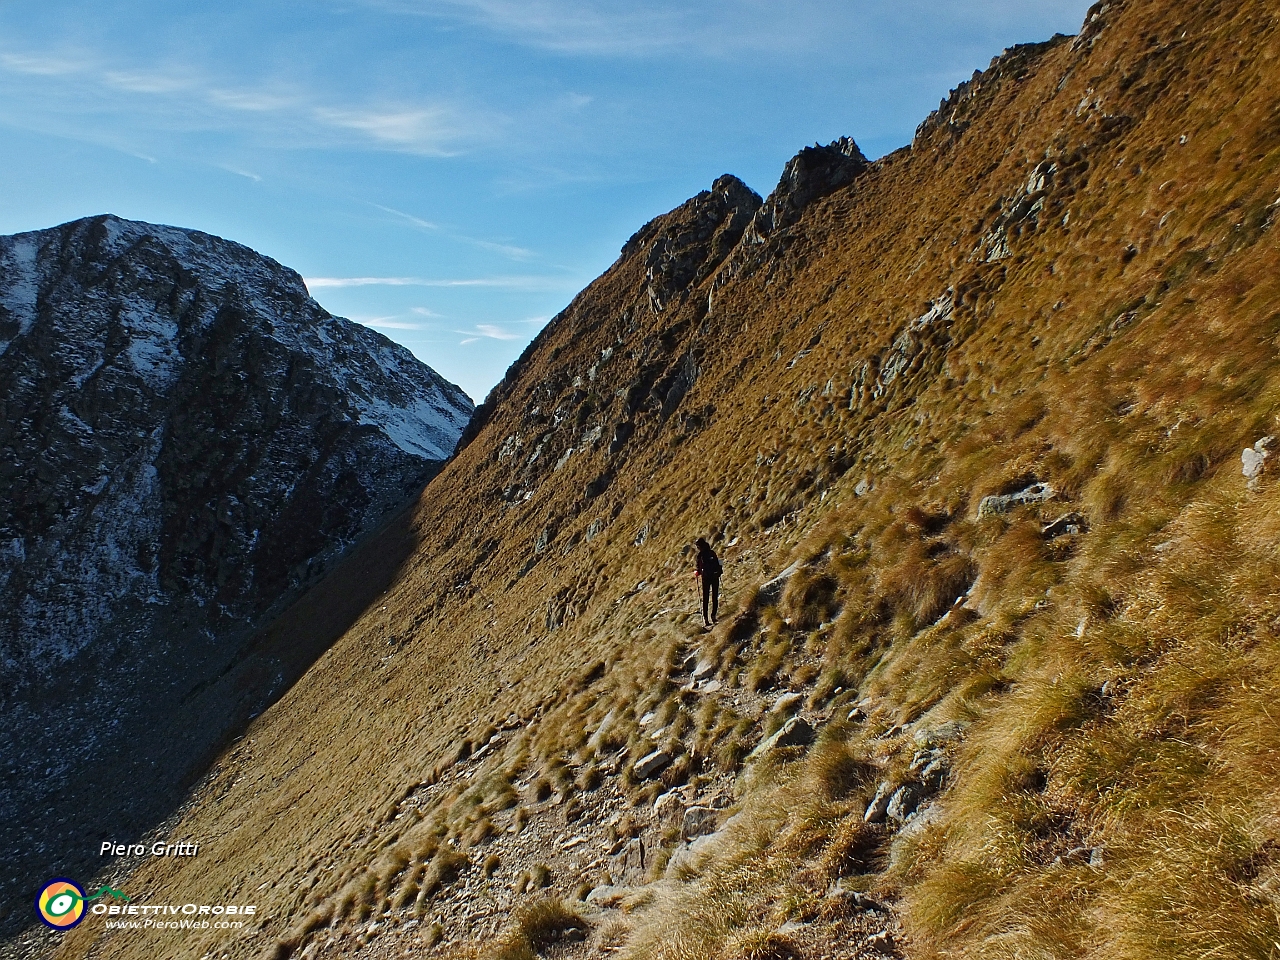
xmin=696 ymin=546 xmax=722 ymax=580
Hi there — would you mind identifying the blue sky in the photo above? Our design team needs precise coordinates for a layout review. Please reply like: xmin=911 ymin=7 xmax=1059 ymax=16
xmin=0 ymin=1 xmax=1094 ymax=401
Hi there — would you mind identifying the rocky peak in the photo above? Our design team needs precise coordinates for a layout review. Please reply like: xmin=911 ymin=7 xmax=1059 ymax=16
xmin=742 ymin=136 xmax=870 ymax=245
xmin=629 ymin=175 xmax=762 ymax=314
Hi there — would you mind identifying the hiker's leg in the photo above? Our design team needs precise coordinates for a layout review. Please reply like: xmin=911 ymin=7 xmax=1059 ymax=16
xmin=701 ymin=577 xmax=711 ymax=623
xmin=711 ymin=578 xmax=719 ymax=623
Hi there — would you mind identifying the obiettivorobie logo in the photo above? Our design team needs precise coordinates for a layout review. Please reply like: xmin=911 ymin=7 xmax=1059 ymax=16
xmin=35 ymin=878 xmax=129 ymax=929
xmin=35 ymin=876 xmax=258 ymax=934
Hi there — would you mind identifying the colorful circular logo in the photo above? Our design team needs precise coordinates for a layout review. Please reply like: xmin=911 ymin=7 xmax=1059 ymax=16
xmin=36 ymin=878 xmax=87 ymax=929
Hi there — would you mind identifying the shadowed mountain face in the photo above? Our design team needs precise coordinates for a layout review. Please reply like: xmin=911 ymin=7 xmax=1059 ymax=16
xmin=26 ymin=1 xmax=1280 ymax=958
xmin=0 ymin=215 xmax=471 ymax=940
xmin=0 ymin=215 xmax=472 ymax=684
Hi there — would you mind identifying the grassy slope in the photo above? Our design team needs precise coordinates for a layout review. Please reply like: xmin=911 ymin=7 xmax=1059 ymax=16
xmin=56 ymin=0 xmax=1280 ymax=957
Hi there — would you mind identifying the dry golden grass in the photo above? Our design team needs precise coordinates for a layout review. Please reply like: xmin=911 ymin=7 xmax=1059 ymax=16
xmin=459 ymin=896 xmax=586 ymax=960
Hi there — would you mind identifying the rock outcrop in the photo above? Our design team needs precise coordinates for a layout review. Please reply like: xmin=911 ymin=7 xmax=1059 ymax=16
xmin=712 ymin=138 xmax=869 ymax=298
xmin=741 ymin=137 xmax=868 ymax=245
xmin=633 ymin=175 xmax=762 ymax=315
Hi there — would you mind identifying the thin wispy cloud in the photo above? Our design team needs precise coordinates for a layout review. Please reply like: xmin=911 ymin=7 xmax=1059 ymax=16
xmin=367 ymin=0 xmax=1091 ymax=65
xmin=370 ymin=0 xmax=861 ymax=59
xmin=1 ymin=51 xmax=84 ymax=76
xmin=104 ymin=68 xmax=193 ymax=95
xmin=220 ymin=165 xmax=262 ymax=182
xmin=208 ymin=88 xmax=299 ymax=112
xmin=474 ymin=323 xmax=522 ymax=340
xmin=373 ymin=0 xmax=690 ymax=56
xmin=491 ymin=163 xmax=611 ymax=196
xmin=466 ymin=237 xmax=535 ymax=260
xmin=373 ymin=203 xmax=534 ymax=261
xmin=365 ymin=319 xmax=423 ymax=330
xmin=305 ymin=275 xmax=579 ymax=291
xmin=307 ymin=276 xmax=425 ymax=288
xmin=451 ymin=322 xmax=527 ymax=344
xmin=373 ymin=203 xmax=438 ymax=230
xmin=314 ymin=106 xmax=468 ymax=155
xmin=0 ymin=45 xmax=495 ymax=157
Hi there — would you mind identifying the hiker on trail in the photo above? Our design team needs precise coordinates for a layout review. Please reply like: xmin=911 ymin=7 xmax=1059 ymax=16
xmin=694 ymin=538 xmax=722 ymax=627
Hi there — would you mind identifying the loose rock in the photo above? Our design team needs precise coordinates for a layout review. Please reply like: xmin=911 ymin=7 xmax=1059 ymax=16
xmin=917 ymin=758 xmax=948 ymax=794
xmin=609 ymin=838 xmax=645 ymax=884
xmin=772 ymin=692 xmax=803 ymax=715
xmin=886 ymin=784 xmax=921 ymax=822
xmin=585 ymin=885 xmax=628 ymax=908
xmin=757 ymin=561 xmax=803 ymax=605
xmin=654 ymin=789 xmax=684 ymax=821
xmin=1042 ymin=511 xmax=1088 ymax=538
xmin=633 ymin=749 xmax=673 ymax=780
xmin=681 ymin=806 xmax=718 ymax=841
xmin=867 ymin=929 xmax=896 ymax=954
xmin=913 ymin=720 xmax=968 ymax=747
xmin=977 ymin=482 xmax=1055 ymax=517
xmin=864 ymin=782 xmax=894 ymax=823
xmin=1243 ymin=436 xmax=1275 ymax=485
xmin=752 ymin=716 xmax=815 ymax=758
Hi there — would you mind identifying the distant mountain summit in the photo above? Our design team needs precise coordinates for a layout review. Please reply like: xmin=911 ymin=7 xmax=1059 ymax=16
xmin=0 ymin=214 xmax=472 ymax=680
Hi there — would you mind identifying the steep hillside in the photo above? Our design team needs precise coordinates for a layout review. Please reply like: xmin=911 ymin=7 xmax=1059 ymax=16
xmin=0 ymin=215 xmax=472 ymax=943
xmin=40 ymin=1 xmax=1280 ymax=958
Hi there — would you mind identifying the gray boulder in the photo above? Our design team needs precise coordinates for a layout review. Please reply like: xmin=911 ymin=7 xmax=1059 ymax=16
xmin=977 ymin=482 xmax=1055 ymax=517
xmin=1242 ymin=447 xmax=1266 ymax=479
xmin=918 ymin=758 xmax=948 ymax=795
xmin=864 ymin=782 xmax=894 ymax=823
xmin=751 ymin=716 xmax=815 ymax=758
xmin=653 ymin=788 xmax=684 ymax=823
xmin=1243 ymin=437 xmax=1274 ymax=484
xmin=756 ymin=560 xmax=803 ymax=606
xmin=681 ymin=806 xmax=718 ymax=841
xmin=913 ymin=720 xmax=968 ymax=748
xmin=664 ymin=831 xmax=720 ymax=880
xmin=1042 ymin=512 xmax=1088 ymax=538
xmin=772 ymin=692 xmax=803 ymax=715
xmin=609 ymin=838 xmax=646 ymax=884
xmin=633 ymin=749 xmax=673 ymax=780
xmin=585 ymin=885 xmax=628 ymax=908
xmin=773 ymin=716 xmax=814 ymax=748
xmin=886 ymin=784 xmax=922 ymax=822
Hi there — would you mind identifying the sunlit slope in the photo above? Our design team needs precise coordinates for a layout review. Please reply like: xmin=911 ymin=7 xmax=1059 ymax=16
xmin=57 ymin=1 xmax=1280 ymax=957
